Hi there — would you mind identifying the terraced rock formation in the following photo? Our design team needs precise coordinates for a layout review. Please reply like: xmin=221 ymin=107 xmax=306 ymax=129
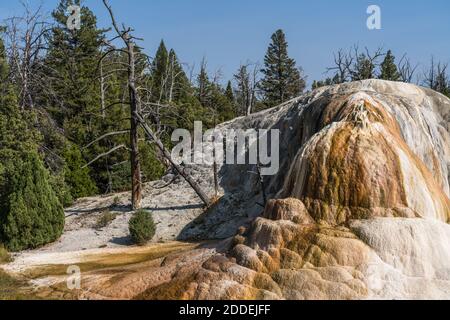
xmin=4 ymin=80 xmax=449 ymax=300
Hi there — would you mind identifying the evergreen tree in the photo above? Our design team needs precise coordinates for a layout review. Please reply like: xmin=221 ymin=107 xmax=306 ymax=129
xmin=379 ymin=50 xmax=400 ymax=81
xmin=197 ymin=59 xmax=211 ymax=106
xmin=0 ymin=35 xmax=38 ymax=152
xmin=234 ymin=64 xmax=259 ymax=116
xmin=225 ymin=80 xmax=234 ymax=103
xmin=0 ymin=28 xmax=7 ymax=84
xmin=194 ymin=61 xmax=235 ymax=123
xmin=150 ymin=41 xmax=190 ymax=102
xmin=210 ymin=84 xmax=235 ymax=123
xmin=424 ymin=58 xmax=450 ymax=97
xmin=0 ymin=151 xmax=64 ymax=251
xmin=259 ymin=30 xmax=305 ymax=107
xmin=41 ymin=0 xmax=105 ymax=194
xmin=312 ymin=80 xmax=326 ymax=90
xmin=44 ymin=0 xmax=105 ymax=137
xmin=351 ymin=54 xmax=376 ymax=80
xmin=0 ymin=35 xmax=64 ymax=251
xmin=151 ymin=40 xmax=169 ymax=102
xmin=167 ymin=49 xmax=190 ymax=102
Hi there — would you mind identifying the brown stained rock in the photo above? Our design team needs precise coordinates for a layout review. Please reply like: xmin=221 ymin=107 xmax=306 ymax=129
xmin=106 ymin=81 xmax=450 ymax=299
xmin=263 ymin=198 xmax=315 ymax=224
xmin=15 ymin=80 xmax=450 ymax=300
xmin=280 ymin=93 xmax=450 ymax=224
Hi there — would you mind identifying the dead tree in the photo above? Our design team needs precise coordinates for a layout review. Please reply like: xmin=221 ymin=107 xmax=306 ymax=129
xmin=99 ymin=0 xmax=212 ymax=208
xmin=234 ymin=62 xmax=259 ymax=116
xmin=350 ymin=46 xmax=385 ymax=80
xmin=327 ymin=46 xmax=385 ymax=82
xmin=256 ymin=162 xmax=267 ymax=207
xmin=423 ymin=57 xmax=449 ymax=94
xmin=135 ymin=112 xmax=212 ymax=206
xmin=100 ymin=58 xmax=106 ymax=118
xmin=326 ymin=48 xmax=354 ymax=83
xmin=397 ymin=54 xmax=418 ymax=83
xmin=3 ymin=2 xmax=49 ymax=109
xmin=101 ymin=0 xmax=143 ymax=209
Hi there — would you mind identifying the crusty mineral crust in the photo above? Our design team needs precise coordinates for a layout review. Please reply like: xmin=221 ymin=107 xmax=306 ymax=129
xmin=69 ymin=80 xmax=450 ymax=300
xmin=8 ymin=80 xmax=448 ymax=300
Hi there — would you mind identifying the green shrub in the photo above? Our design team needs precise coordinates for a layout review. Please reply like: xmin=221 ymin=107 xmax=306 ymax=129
xmin=0 ymin=151 xmax=65 ymax=251
xmin=95 ymin=210 xmax=117 ymax=229
xmin=50 ymin=170 xmax=73 ymax=207
xmin=128 ymin=210 xmax=156 ymax=245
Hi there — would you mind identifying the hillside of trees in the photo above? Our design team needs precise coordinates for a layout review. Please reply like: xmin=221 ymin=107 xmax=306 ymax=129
xmin=0 ymin=0 xmax=449 ymax=251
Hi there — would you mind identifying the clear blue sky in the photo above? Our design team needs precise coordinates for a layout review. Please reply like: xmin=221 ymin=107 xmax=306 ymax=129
xmin=1 ymin=0 xmax=449 ymax=86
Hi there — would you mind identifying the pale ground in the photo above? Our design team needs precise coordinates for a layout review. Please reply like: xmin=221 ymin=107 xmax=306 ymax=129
xmin=1 ymin=178 xmax=207 ymax=280
xmin=36 ymin=179 xmax=204 ymax=254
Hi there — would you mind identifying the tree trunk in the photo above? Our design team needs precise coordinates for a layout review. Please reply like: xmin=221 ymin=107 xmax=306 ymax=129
xmin=256 ymin=162 xmax=267 ymax=206
xmin=100 ymin=59 xmax=106 ymax=118
xmin=127 ymin=41 xmax=142 ymax=210
xmin=212 ymin=116 xmax=219 ymax=198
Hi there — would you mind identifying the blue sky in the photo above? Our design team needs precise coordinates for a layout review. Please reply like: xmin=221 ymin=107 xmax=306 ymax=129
xmin=1 ymin=0 xmax=449 ymax=86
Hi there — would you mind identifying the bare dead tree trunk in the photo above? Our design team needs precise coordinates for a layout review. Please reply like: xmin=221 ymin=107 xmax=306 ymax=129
xmin=397 ymin=54 xmax=418 ymax=83
xmin=4 ymin=3 xmax=48 ymax=109
xmin=103 ymin=0 xmax=142 ymax=209
xmin=234 ymin=62 xmax=259 ymax=116
xmin=102 ymin=0 xmax=211 ymax=208
xmin=127 ymin=41 xmax=142 ymax=210
xmin=212 ymin=116 xmax=219 ymax=199
xmin=247 ymin=64 xmax=259 ymax=116
xmin=168 ymin=55 xmax=174 ymax=103
xmin=100 ymin=59 xmax=106 ymax=118
xmin=256 ymin=162 xmax=267 ymax=207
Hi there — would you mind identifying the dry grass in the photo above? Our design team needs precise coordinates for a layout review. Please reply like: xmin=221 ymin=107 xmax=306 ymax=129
xmin=24 ymin=242 xmax=198 ymax=280
xmin=0 ymin=245 xmax=12 ymax=264
xmin=0 ymin=269 xmax=39 ymax=300
xmin=94 ymin=209 xmax=117 ymax=229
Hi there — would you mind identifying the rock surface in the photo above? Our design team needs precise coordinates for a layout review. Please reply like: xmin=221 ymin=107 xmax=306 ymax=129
xmin=126 ymin=79 xmax=450 ymax=300
xmin=3 ymin=80 xmax=450 ymax=300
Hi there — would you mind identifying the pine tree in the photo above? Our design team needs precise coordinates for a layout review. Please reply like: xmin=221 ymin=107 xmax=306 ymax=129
xmin=351 ymin=54 xmax=376 ymax=80
xmin=379 ymin=50 xmax=400 ymax=81
xmin=0 ymin=28 xmax=7 ymax=84
xmin=211 ymin=84 xmax=235 ymax=123
xmin=234 ymin=64 xmax=259 ymax=116
xmin=167 ymin=49 xmax=190 ymax=102
xmin=0 ymin=34 xmax=64 ymax=251
xmin=197 ymin=59 xmax=211 ymax=106
xmin=41 ymin=0 xmax=105 ymax=194
xmin=151 ymin=40 xmax=169 ymax=102
xmin=259 ymin=30 xmax=305 ymax=107
xmin=425 ymin=58 xmax=450 ymax=97
xmin=0 ymin=152 xmax=64 ymax=251
xmin=150 ymin=41 xmax=190 ymax=103
xmin=225 ymin=81 xmax=234 ymax=103
xmin=44 ymin=0 xmax=105 ymax=136
xmin=0 ymin=35 xmax=38 ymax=152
